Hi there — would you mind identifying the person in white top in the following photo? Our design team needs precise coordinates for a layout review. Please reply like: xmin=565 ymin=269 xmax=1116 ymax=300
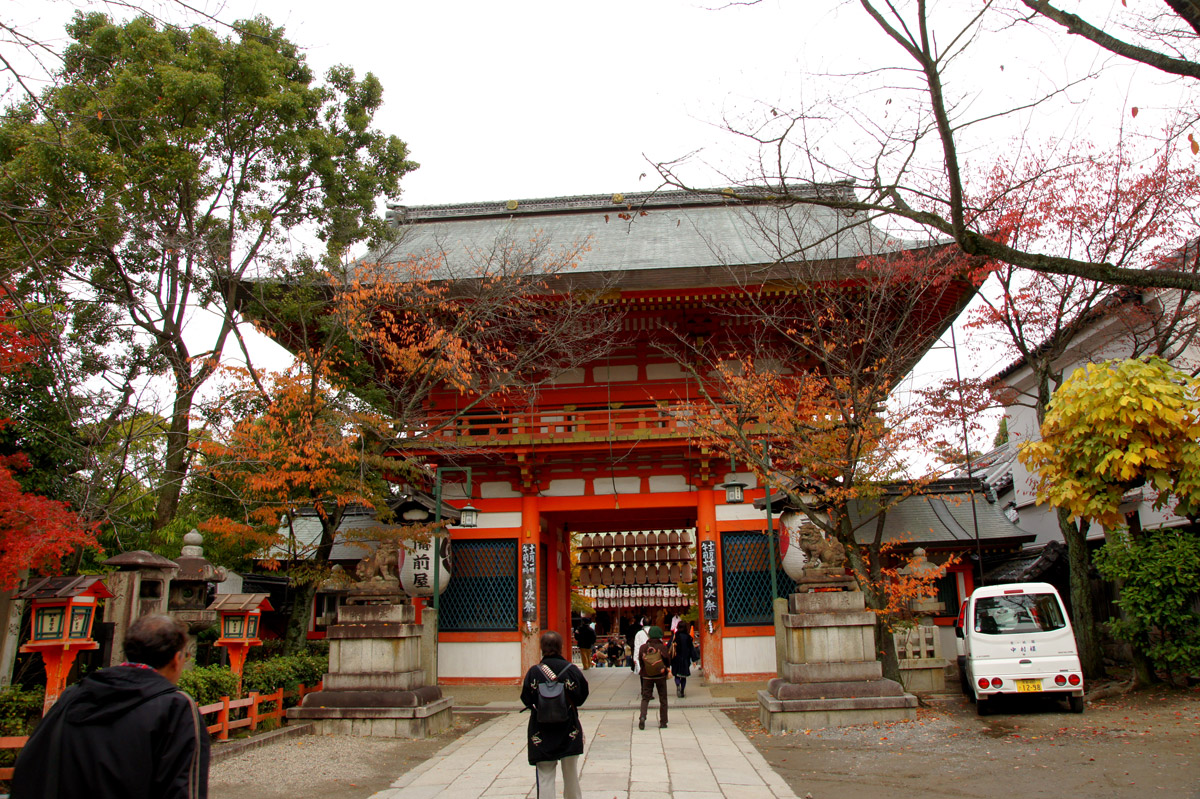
xmin=631 ymin=617 xmax=650 ymax=675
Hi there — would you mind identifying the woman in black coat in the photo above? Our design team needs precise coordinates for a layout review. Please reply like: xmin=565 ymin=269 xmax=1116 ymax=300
xmin=520 ymin=630 xmax=589 ymax=799
xmin=670 ymin=621 xmax=696 ymax=698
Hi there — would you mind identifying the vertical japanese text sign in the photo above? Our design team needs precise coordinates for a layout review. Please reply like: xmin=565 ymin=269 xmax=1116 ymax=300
xmin=521 ymin=543 xmax=537 ymax=623
xmin=699 ymin=540 xmax=718 ymax=621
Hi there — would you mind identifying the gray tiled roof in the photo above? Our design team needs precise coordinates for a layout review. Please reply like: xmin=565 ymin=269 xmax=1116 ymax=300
xmin=374 ymin=188 xmax=926 ymax=278
xmin=270 ymin=509 xmax=395 ymax=561
xmin=848 ymin=490 xmax=1033 ymax=546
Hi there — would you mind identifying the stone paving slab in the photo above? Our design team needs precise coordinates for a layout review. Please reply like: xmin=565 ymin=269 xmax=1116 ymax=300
xmin=369 ymin=708 xmax=797 ymax=798
xmin=369 ymin=667 xmax=795 ymax=799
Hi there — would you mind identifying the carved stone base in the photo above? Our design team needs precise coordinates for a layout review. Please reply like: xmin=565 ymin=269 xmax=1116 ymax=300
xmin=289 ymin=697 xmax=454 ymax=738
xmin=758 ymin=690 xmax=917 ymax=732
xmin=792 ymin=569 xmax=857 ymax=592
xmin=760 ymin=590 xmax=917 ymax=731
xmin=285 ymin=603 xmax=452 ymax=739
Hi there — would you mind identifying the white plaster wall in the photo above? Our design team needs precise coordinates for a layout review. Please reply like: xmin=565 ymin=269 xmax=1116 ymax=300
xmin=721 ymin=471 xmax=759 ymax=489
xmin=545 ymin=479 xmax=587 ymax=496
xmin=722 ymin=634 xmax=776 ymax=675
xmin=593 ymin=477 xmax=640 ymax=495
xmin=594 ymin=365 xmax=638 ymax=382
xmin=475 ymin=512 xmax=522 ymax=529
xmin=646 ymin=362 xmax=686 ymax=380
xmin=648 ymin=475 xmax=691 ymax=493
xmin=481 ymin=482 xmax=521 ymax=499
xmin=717 ymin=503 xmax=771 ymax=522
xmin=439 ymin=641 xmax=521 ymax=679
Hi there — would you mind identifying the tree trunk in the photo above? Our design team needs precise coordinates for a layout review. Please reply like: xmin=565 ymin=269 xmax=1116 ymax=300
xmin=838 ymin=521 xmax=902 ymax=682
xmin=153 ymin=379 xmax=197 ymax=532
xmin=283 ymin=580 xmax=318 ymax=656
xmin=1058 ymin=508 xmax=1107 ymax=679
xmin=282 ymin=509 xmax=340 ymax=656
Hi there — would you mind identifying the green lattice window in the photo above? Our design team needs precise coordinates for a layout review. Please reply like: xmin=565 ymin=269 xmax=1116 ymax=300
xmin=721 ymin=531 xmax=797 ymax=626
xmin=440 ymin=539 xmax=518 ymax=631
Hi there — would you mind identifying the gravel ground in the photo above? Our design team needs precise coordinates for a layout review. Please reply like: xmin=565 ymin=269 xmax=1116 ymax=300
xmin=725 ymin=684 xmax=1200 ymax=799
xmin=208 ymin=712 xmax=493 ymax=799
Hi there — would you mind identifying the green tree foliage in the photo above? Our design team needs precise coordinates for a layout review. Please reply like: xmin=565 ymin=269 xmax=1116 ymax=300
xmin=1019 ymin=357 xmax=1200 ymax=528
xmin=0 ymin=13 xmax=415 ymax=538
xmin=1094 ymin=529 xmax=1200 ymax=682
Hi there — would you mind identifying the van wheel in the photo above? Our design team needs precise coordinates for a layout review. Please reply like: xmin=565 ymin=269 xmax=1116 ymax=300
xmin=1068 ymin=695 xmax=1084 ymax=714
xmin=959 ymin=669 xmax=971 ymax=698
xmin=976 ymin=697 xmax=990 ymax=717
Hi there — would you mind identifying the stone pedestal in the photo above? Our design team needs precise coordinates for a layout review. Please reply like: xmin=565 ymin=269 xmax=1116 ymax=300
xmin=758 ymin=590 xmax=917 ymax=732
xmin=287 ymin=603 xmax=452 ymax=738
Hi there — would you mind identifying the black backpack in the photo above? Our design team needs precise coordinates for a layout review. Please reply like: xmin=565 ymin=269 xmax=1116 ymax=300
xmin=536 ymin=664 xmax=571 ymax=723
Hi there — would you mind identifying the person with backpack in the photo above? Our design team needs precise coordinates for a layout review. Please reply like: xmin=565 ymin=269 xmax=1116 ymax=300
xmin=520 ymin=630 xmax=590 ymax=799
xmin=636 ymin=625 xmax=671 ymax=730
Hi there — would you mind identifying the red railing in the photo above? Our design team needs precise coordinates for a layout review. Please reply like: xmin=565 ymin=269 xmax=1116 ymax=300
xmin=198 ymin=682 xmax=322 ymax=741
xmin=0 ymin=682 xmax=323 ymax=774
xmin=424 ymin=403 xmax=695 ymax=445
xmin=0 ymin=736 xmax=29 ymax=780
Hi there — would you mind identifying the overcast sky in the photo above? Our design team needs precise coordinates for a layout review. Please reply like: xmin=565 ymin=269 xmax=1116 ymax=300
xmin=8 ymin=0 xmax=1187 ymax=457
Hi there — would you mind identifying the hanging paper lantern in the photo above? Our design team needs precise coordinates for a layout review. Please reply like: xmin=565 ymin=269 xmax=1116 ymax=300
xmin=397 ymin=538 xmax=452 ymax=597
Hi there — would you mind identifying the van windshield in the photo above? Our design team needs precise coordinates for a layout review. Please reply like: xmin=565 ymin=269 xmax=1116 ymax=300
xmin=973 ymin=593 xmax=1066 ymax=635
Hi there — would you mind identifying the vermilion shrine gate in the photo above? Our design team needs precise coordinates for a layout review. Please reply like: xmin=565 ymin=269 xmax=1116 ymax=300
xmin=280 ymin=187 xmax=981 ymax=682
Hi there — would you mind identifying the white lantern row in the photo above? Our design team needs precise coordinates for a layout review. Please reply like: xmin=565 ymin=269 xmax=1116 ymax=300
xmin=579 ymin=585 xmax=688 ymax=609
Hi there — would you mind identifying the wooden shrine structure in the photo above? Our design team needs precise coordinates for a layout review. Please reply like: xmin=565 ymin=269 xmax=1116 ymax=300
xmin=266 ymin=186 xmax=984 ymax=682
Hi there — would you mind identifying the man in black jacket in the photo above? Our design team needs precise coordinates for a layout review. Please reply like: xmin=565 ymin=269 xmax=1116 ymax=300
xmin=13 ymin=613 xmax=209 ymax=799
xmin=574 ymin=618 xmax=597 ymax=669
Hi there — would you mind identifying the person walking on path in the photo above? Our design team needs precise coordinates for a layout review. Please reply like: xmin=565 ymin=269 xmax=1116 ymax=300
xmin=670 ymin=620 xmax=696 ymax=698
xmin=631 ymin=617 xmax=650 ymax=674
xmin=12 ymin=614 xmax=209 ymax=799
xmin=605 ymin=636 xmax=622 ymax=667
xmin=637 ymin=625 xmax=671 ymax=729
xmin=574 ymin=618 xmax=597 ymax=669
xmin=520 ymin=630 xmax=590 ymax=799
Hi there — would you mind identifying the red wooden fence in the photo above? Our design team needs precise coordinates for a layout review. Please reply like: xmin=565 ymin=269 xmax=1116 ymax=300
xmin=0 ymin=736 xmax=29 ymax=780
xmin=0 ymin=680 xmax=325 ymax=776
xmin=197 ymin=682 xmax=322 ymax=741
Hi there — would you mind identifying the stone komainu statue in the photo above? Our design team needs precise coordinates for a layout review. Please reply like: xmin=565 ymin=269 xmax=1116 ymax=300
xmin=356 ymin=540 xmax=399 ymax=581
xmin=798 ymin=526 xmax=847 ymax=570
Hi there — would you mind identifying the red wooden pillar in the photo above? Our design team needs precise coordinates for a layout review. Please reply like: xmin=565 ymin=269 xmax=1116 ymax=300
xmin=521 ymin=493 xmax=542 ymax=668
xmin=696 ymin=488 xmax=724 ymax=682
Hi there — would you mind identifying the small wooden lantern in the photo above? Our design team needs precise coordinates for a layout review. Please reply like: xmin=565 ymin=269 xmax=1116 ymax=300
xmin=209 ymin=593 xmax=273 ymax=690
xmin=18 ymin=576 xmax=114 ymax=712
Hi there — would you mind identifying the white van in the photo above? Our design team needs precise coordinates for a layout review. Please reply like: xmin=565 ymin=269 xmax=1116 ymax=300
xmin=955 ymin=582 xmax=1084 ymax=716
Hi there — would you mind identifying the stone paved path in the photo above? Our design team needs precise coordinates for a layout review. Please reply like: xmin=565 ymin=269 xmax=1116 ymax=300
xmin=370 ymin=668 xmax=796 ymax=799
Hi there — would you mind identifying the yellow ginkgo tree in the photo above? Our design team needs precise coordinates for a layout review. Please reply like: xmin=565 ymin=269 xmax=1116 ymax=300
xmin=1019 ymin=356 xmax=1200 ymax=528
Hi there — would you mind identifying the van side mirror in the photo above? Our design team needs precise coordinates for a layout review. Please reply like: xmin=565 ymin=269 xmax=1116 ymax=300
xmin=954 ymin=625 xmax=964 ymax=639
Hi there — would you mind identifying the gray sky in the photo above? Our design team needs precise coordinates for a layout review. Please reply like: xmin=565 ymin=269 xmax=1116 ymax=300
xmin=9 ymin=0 xmax=1190 ymax=458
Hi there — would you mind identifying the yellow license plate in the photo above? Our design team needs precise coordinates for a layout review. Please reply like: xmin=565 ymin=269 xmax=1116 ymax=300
xmin=1016 ymin=679 xmax=1042 ymax=693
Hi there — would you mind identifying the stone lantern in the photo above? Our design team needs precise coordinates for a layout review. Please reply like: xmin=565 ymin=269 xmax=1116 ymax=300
xmin=169 ymin=530 xmax=227 ymax=635
xmin=17 ymin=576 xmax=113 ymax=712
xmin=102 ymin=550 xmax=180 ymax=666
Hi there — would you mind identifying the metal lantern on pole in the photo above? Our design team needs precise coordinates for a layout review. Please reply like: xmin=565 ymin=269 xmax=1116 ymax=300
xmin=209 ymin=593 xmax=273 ymax=692
xmin=720 ymin=479 xmax=747 ymax=504
xmin=432 ymin=466 xmax=474 ymax=619
xmin=18 ymin=576 xmax=113 ymax=713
